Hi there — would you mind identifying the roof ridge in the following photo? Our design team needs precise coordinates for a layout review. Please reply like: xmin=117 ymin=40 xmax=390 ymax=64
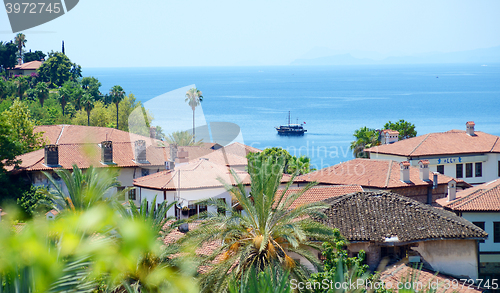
xmin=384 ymin=161 xmax=393 ymax=188
xmin=489 ymin=137 xmax=499 ymax=153
xmin=408 ymin=133 xmax=430 ymax=156
xmin=55 ymin=125 xmax=65 ymax=144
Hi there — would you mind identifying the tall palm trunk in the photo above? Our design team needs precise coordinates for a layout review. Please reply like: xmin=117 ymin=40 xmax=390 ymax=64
xmin=115 ymin=103 xmax=119 ymax=129
xmin=87 ymin=110 xmax=90 ymax=126
xmin=192 ymin=107 xmax=195 ymax=140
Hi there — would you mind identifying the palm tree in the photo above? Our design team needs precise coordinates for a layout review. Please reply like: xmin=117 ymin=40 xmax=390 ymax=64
xmin=349 ymin=126 xmax=380 ymax=158
xmin=185 ymin=88 xmax=203 ymax=141
xmin=287 ymin=155 xmax=315 ymax=175
xmin=13 ymin=75 xmax=28 ymax=98
xmin=124 ymin=195 xmax=178 ymax=236
xmin=165 ymin=130 xmax=204 ymax=146
xmin=14 ymin=33 xmax=27 ymax=61
xmin=42 ymin=164 xmax=123 ymax=211
xmin=182 ymin=155 xmax=334 ymax=292
xmin=57 ymin=86 xmax=70 ymax=116
xmin=34 ymin=82 xmax=49 ymax=107
xmin=110 ymin=85 xmax=125 ymax=129
xmin=81 ymin=92 xmax=94 ymax=126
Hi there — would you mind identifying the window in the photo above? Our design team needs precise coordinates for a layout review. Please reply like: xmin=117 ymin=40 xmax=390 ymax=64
xmin=128 ymin=189 xmax=136 ymax=200
xmin=141 ymin=168 xmax=150 ymax=177
xmin=473 ymin=222 xmax=486 ymax=243
xmin=437 ymin=165 xmax=444 ymax=175
xmin=494 ymin=222 xmax=500 ymax=243
xmin=456 ymin=164 xmax=463 ymax=178
xmin=498 ymin=161 xmax=500 ymax=177
xmin=475 ymin=162 xmax=482 ymax=177
xmin=466 ymin=163 xmax=473 ymax=178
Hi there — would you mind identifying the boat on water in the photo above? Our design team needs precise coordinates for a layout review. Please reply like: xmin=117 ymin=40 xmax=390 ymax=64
xmin=275 ymin=111 xmax=307 ymax=136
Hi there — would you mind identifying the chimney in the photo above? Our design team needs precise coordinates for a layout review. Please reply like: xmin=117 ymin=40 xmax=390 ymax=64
xmin=418 ymin=160 xmax=430 ymax=181
xmin=432 ymin=172 xmax=439 ymax=189
xmin=41 ymin=57 xmax=45 ymax=63
xmin=101 ymin=141 xmax=113 ymax=164
xmin=17 ymin=58 xmax=22 ymax=65
xmin=134 ymin=140 xmax=147 ymax=162
xmin=170 ymin=144 xmax=178 ymax=161
xmin=165 ymin=161 xmax=175 ymax=170
xmin=381 ymin=129 xmax=399 ymax=145
xmin=447 ymin=179 xmax=457 ymax=201
xmin=149 ymin=127 xmax=156 ymax=139
xmin=44 ymin=145 xmax=59 ymax=166
xmin=399 ymin=161 xmax=411 ymax=183
xmin=177 ymin=148 xmax=189 ymax=163
xmin=466 ymin=121 xmax=475 ymax=136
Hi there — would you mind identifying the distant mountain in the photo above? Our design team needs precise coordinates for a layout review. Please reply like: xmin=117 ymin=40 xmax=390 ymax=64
xmin=290 ymin=46 xmax=500 ymax=65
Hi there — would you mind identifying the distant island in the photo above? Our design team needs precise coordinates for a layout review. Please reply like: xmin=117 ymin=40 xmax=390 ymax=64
xmin=291 ymin=46 xmax=500 ymax=65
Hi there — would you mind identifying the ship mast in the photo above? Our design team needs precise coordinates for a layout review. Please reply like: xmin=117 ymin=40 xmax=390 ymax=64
xmin=288 ymin=111 xmax=291 ymax=125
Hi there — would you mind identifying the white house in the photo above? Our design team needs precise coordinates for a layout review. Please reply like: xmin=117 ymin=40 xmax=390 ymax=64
xmin=437 ymin=179 xmax=500 ymax=282
xmin=365 ymin=121 xmax=500 ymax=185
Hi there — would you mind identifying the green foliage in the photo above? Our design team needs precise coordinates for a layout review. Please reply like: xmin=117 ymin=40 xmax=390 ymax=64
xmin=124 ymin=195 xmax=178 ymax=236
xmin=350 ymin=126 xmax=380 ymax=158
xmin=14 ymin=33 xmax=27 ymax=59
xmin=182 ymin=154 xmax=335 ymax=292
xmin=110 ymin=85 xmax=125 ymax=129
xmin=185 ymin=88 xmax=203 ymax=140
xmin=0 ymin=41 xmax=17 ymax=70
xmin=0 ymin=203 xmax=198 ymax=293
xmin=34 ymin=81 xmax=49 ymax=107
xmin=288 ymin=155 xmax=316 ymax=175
xmin=37 ymin=52 xmax=81 ymax=87
xmin=247 ymin=147 xmax=315 ymax=175
xmin=43 ymin=164 xmax=123 ymax=212
xmin=81 ymin=76 xmax=101 ymax=100
xmin=165 ymin=130 xmax=204 ymax=146
xmin=228 ymin=267 xmax=291 ymax=293
xmin=23 ymin=50 xmax=46 ymax=63
xmin=383 ymin=119 xmax=417 ymax=140
xmin=17 ymin=185 xmax=52 ymax=218
xmin=2 ymin=98 xmax=45 ymax=154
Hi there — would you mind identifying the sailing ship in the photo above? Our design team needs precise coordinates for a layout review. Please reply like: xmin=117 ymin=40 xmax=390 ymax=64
xmin=275 ymin=111 xmax=307 ymax=136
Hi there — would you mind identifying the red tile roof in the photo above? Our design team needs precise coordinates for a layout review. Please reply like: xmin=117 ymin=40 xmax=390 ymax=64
xmin=296 ymin=159 xmax=465 ymax=189
xmin=13 ymin=60 xmax=42 ymax=70
xmin=379 ymin=263 xmax=485 ymax=293
xmin=199 ymin=149 xmax=248 ymax=167
xmin=365 ymin=129 xmax=500 ymax=157
xmin=438 ymin=179 xmax=500 ymax=212
xmin=279 ymin=185 xmax=364 ymax=209
xmin=134 ymin=159 xmax=251 ymax=190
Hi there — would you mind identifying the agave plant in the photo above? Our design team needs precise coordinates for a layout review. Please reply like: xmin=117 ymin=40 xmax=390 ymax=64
xmin=181 ymin=154 xmax=335 ymax=292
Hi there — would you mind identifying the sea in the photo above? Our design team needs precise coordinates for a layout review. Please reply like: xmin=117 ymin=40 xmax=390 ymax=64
xmin=83 ymin=64 xmax=500 ymax=169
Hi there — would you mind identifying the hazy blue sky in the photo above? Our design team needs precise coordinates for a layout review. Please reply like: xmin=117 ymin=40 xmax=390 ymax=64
xmin=1 ymin=0 xmax=500 ymax=67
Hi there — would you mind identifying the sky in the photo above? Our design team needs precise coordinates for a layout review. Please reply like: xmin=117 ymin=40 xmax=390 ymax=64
xmin=1 ymin=0 xmax=500 ymax=67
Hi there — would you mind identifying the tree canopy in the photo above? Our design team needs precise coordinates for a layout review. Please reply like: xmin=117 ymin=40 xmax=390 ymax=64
xmin=37 ymin=52 xmax=82 ymax=87
xmin=23 ymin=50 xmax=46 ymax=63
xmin=383 ymin=119 xmax=417 ymax=140
xmin=0 ymin=41 xmax=17 ymax=71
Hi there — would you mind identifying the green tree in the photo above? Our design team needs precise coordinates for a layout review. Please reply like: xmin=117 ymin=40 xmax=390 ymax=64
xmin=43 ymin=165 xmax=123 ymax=212
xmin=2 ymin=98 xmax=45 ymax=154
xmin=165 ymin=130 xmax=204 ymax=146
xmin=17 ymin=185 xmax=52 ymax=218
xmin=124 ymin=195 xmax=178 ymax=236
xmin=23 ymin=50 xmax=46 ymax=63
xmin=383 ymin=119 xmax=417 ymax=140
xmin=13 ymin=75 xmax=29 ymax=98
xmin=37 ymin=52 xmax=81 ymax=87
xmin=288 ymin=155 xmax=316 ymax=175
xmin=0 ymin=41 xmax=17 ymax=71
xmin=72 ymin=100 xmax=113 ymax=128
xmin=14 ymin=33 xmax=27 ymax=60
xmin=229 ymin=267 xmax=291 ymax=293
xmin=185 ymin=88 xmax=203 ymax=141
xmin=183 ymin=154 xmax=334 ymax=292
xmin=34 ymin=81 xmax=49 ymax=107
xmin=81 ymin=76 xmax=101 ymax=100
xmin=110 ymin=85 xmax=125 ymax=129
xmin=349 ymin=126 xmax=380 ymax=158
xmin=57 ymin=85 xmax=70 ymax=116
xmin=81 ymin=92 xmax=94 ymax=126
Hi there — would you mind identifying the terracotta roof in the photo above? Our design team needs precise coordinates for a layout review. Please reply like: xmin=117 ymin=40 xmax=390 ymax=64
xmin=365 ymin=129 xmax=500 ymax=157
xmin=438 ymin=179 xmax=500 ymax=212
xmin=221 ymin=142 xmax=262 ymax=156
xmin=379 ymin=263 xmax=485 ymax=293
xmin=320 ymin=191 xmax=487 ymax=243
xmin=296 ymin=159 xmax=466 ymax=189
xmin=382 ymin=129 xmax=399 ymax=135
xmin=199 ymin=149 xmax=248 ymax=167
xmin=9 ymin=142 xmax=169 ymax=171
xmin=13 ymin=60 xmax=42 ymax=70
xmin=134 ymin=159 xmax=251 ymax=190
xmin=278 ymin=185 xmax=364 ymax=209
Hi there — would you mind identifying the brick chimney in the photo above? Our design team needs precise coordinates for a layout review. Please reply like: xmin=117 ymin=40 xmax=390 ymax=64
xmin=170 ymin=144 xmax=178 ymax=161
xmin=134 ymin=140 xmax=147 ymax=162
xmin=418 ymin=160 xmax=430 ymax=181
xmin=447 ymin=179 xmax=457 ymax=201
xmin=149 ymin=127 xmax=156 ymax=139
xmin=381 ymin=129 xmax=399 ymax=145
xmin=101 ymin=141 xmax=113 ymax=164
xmin=466 ymin=121 xmax=475 ymax=136
xmin=17 ymin=58 xmax=22 ymax=65
xmin=399 ymin=161 xmax=411 ymax=183
xmin=177 ymin=148 xmax=189 ymax=163
xmin=44 ymin=145 xmax=59 ymax=167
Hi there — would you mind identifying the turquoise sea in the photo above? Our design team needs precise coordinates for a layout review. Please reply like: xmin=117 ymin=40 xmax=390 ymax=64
xmin=84 ymin=64 xmax=500 ymax=169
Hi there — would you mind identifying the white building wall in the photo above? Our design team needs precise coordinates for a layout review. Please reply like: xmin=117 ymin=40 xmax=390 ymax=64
xmin=412 ymin=239 xmax=479 ymax=279
xmin=461 ymin=212 xmax=500 ymax=253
